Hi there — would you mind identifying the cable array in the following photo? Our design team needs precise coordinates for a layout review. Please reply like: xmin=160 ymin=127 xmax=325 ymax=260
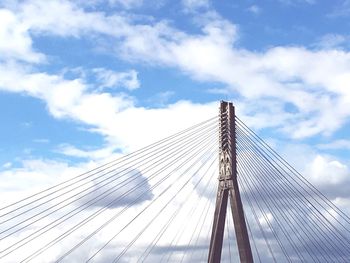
xmin=235 ymin=117 xmax=350 ymax=262
xmin=1 ymin=110 xmax=350 ymax=262
xmin=0 ymin=117 xmax=219 ymax=262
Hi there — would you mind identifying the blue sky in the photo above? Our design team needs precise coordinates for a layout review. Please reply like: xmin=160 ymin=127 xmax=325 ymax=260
xmin=1 ymin=0 xmax=350 ymax=261
xmin=0 ymin=0 xmax=349 ymax=164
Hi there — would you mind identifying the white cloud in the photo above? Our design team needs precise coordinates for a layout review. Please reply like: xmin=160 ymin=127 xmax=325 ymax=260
xmin=328 ymin=0 xmax=350 ymax=17
xmin=247 ymin=5 xmax=261 ymax=15
xmin=146 ymin=90 xmax=175 ymax=106
xmin=0 ymin=62 xmax=217 ymax=155
xmin=306 ymin=155 xmax=350 ymax=185
xmin=0 ymin=0 xmax=222 ymax=153
xmin=0 ymin=61 xmax=133 ymax=119
xmin=333 ymin=197 xmax=350 ymax=217
xmin=14 ymin=0 xmax=127 ymax=38
xmin=93 ymin=68 xmax=140 ymax=90
xmin=277 ymin=142 xmax=350 ymax=199
xmin=53 ymin=4 xmax=345 ymax=139
xmin=0 ymin=158 xmax=92 ymax=203
xmin=2 ymin=162 xmax=12 ymax=169
xmin=317 ymin=34 xmax=348 ymax=49
xmin=108 ymin=0 xmax=143 ymax=9
xmin=33 ymin=138 xmax=50 ymax=144
xmin=258 ymin=212 xmax=273 ymax=228
xmin=1 ymin=0 xmax=350 ymax=141
xmin=318 ymin=139 xmax=350 ymax=150
xmin=182 ymin=0 xmax=209 ymax=12
xmin=57 ymin=144 xmax=120 ymax=161
xmin=278 ymin=0 xmax=316 ymax=5
xmin=0 ymin=9 xmax=44 ymax=63
xmin=0 ymin=158 xmax=117 ymax=262
xmin=105 ymin=100 xmax=217 ymax=152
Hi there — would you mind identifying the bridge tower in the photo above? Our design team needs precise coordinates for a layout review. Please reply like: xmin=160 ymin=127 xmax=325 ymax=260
xmin=208 ymin=101 xmax=253 ymax=263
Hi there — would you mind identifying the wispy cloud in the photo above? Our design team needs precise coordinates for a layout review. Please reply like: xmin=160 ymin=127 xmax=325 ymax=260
xmin=93 ymin=68 xmax=140 ymax=90
xmin=247 ymin=5 xmax=261 ymax=15
xmin=33 ymin=138 xmax=50 ymax=143
xmin=181 ymin=0 xmax=209 ymax=12
xmin=57 ymin=144 xmax=119 ymax=160
xmin=2 ymin=162 xmax=12 ymax=169
xmin=316 ymin=34 xmax=349 ymax=49
xmin=278 ymin=0 xmax=316 ymax=5
xmin=0 ymin=9 xmax=45 ymax=63
xmin=328 ymin=0 xmax=350 ymax=17
xmin=317 ymin=139 xmax=350 ymax=150
xmin=108 ymin=0 xmax=143 ymax=9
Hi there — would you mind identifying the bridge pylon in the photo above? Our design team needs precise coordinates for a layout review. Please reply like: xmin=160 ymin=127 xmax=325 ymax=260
xmin=208 ymin=101 xmax=253 ymax=263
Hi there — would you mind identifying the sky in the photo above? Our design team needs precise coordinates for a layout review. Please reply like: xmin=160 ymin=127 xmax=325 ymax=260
xmin=1 ymin=0 xmax=350 ymax=262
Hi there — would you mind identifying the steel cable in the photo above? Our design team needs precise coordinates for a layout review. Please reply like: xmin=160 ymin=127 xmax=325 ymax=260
xmin=0 ymin=117 xmax=218 ymax=217
xmin=236 ymin=117 xmax=350 ymax=226
xmin=237 ymin=130 xmax=334 ymax=262
xmin=18 ymin=130 xmax=218 ymax=263
xmin=0 ymin=122 xmax=217 ymax=240
xmin=139 ymin=158 xmax=218 ymax=263
xmin=2 ymin=129 xmax=218 ymax=261
xmin=0 ymin=119 xmax=218 ymax=227
xmin=236 ymin=127 xmax=348 ymax=262
xmin=111 ymin=149 xmax=218 ymax=263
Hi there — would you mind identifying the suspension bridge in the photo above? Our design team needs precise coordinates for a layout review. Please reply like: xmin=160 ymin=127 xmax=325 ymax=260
xmin=1 ymin=101 xmax=350 ymax=262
